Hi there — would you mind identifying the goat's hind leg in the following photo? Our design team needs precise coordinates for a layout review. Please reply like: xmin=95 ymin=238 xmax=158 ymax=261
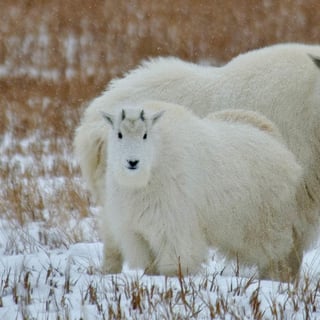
xmin=259 ymin=235 xmax=303 ymax=282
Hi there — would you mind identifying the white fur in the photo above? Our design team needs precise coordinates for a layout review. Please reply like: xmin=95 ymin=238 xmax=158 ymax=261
xmin=207 ymin=109 xmax=282 ymax=139
xmin=74 ymin=43 xmax=320 ymax=275
xmin=101 ymin=101 xmax=302 ymax=281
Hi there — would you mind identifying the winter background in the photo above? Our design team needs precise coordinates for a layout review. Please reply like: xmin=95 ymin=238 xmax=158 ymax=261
xmin=1 ymin=1 xmax=320 ymax=319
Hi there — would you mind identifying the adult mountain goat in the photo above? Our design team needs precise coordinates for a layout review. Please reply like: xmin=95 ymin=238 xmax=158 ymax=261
xmin=74 ymin=42 xmax=320 ymax=277
xmin=100 ymin=101 xmax=302 ymax=281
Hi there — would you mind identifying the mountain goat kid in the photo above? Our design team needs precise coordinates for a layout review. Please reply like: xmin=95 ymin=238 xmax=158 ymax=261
xmin=100 ymin=100 xmax=302 ymax=281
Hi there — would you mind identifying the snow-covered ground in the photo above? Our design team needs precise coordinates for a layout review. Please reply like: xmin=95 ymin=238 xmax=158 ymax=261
xmin=0 ymin=227 xmax=320 ymax=319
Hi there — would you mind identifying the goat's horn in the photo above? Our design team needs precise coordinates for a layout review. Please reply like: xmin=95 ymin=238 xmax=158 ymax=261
xmin=140 ymin=110 xmax=145 ymax=121
xmin=121 ymin=109 xmax=126 ymax=120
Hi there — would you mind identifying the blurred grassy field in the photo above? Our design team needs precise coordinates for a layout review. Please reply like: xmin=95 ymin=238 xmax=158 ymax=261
xmin=0 ymin=0 xmax=319 ymax=229
xmin=0 ymin=4 xmax=320 ymax=318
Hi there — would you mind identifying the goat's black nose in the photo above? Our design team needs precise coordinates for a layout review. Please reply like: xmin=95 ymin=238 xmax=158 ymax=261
xmin=128 ymin=160 xmax=139 ymax=169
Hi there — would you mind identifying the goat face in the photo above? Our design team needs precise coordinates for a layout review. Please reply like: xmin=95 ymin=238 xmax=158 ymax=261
xmin=103 ymin=107 xmax=164 ymax=188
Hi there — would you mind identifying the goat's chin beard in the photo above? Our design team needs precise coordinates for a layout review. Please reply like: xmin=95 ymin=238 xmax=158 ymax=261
xmin=113 ymin=167 xmax=150 ymax=189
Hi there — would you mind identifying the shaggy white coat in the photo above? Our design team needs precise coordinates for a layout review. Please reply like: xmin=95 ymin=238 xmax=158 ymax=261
xmin=74 ymin=43 xmax=320 ymax=276
xmin=101 ymin=101 xmax=302 ymax=280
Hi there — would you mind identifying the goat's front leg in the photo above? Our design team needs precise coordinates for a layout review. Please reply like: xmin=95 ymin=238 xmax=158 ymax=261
xmin=155 ymin=230 xmax=208 ymax=276
xmin=121 ymin=231 xmax=158 ymax=274
xmin=102 ymin=230 xmax=123 ymax=274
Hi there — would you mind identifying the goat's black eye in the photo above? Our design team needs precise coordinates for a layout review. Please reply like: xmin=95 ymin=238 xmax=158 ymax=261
xmin=143 ymin=133 xmax=147 ymax=140
xmin=118 ymin=132 xmax=123 ymax=139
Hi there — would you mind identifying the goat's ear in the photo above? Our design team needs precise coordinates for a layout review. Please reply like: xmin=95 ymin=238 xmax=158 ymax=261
xmin=101 ymin=111 xmax=114 ymax=128
xmin=308 ymin=54 xmax=320 ymax=69
xmin=151 ymin=110 xmax=165 ymax=126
